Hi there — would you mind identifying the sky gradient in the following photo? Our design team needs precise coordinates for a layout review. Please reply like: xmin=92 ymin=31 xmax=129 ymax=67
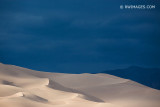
xmin=0 ymin=0 xmax=160 ymax=73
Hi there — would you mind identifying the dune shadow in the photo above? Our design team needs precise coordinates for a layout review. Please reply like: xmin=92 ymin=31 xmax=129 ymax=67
xmin=48 ymin=79 xmax=105 ymax=103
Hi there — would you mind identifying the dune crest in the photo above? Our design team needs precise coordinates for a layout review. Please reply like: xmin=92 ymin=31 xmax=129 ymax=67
xmin=0 ymin=63 xmax=160 ymax=107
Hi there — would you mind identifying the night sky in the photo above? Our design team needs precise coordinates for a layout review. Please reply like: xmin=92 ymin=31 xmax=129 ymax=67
xmin=0 ymin=0 xmax=160 ymax=73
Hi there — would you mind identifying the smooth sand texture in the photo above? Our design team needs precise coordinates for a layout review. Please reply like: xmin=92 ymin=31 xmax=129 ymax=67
xmin=0 ymin=63 xmax=160 ymax=107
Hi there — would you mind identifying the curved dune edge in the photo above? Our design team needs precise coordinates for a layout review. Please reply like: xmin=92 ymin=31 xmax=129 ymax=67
xmin=0 ymin=63 xmax=160 ymax=107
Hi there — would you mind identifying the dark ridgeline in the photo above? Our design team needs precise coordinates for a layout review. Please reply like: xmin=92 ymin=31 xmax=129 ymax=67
xmin=100 ymin=66 xmax=160 ymax=90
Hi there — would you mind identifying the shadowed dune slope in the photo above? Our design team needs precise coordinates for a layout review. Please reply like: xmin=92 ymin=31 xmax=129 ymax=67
xmin=0 ymin=63 xmax=160 ymax=107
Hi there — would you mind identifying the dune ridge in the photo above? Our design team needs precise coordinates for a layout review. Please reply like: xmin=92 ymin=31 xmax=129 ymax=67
xmin=0 ymin=63 xmax=160 ymax=107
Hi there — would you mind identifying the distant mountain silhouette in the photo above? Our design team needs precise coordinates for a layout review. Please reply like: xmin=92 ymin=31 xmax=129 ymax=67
xmin=100 ymin=66 xmax=160 ymax=90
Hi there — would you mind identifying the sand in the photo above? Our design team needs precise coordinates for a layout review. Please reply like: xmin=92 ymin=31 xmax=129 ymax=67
xmin=0 ymin=63 xmax=160 ymax=107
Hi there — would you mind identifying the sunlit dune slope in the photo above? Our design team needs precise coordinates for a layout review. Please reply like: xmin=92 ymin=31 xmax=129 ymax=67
xmin=0 ymin=63 xmax=160 ymax=107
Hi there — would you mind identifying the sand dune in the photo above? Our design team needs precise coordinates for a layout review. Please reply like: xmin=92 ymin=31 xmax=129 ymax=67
xmin=0 ymin=63 xmax=160 ymax=107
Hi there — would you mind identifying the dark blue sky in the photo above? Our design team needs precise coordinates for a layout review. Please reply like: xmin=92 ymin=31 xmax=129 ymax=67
xmin=0 ymin=0 xmax=160 ymax=73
